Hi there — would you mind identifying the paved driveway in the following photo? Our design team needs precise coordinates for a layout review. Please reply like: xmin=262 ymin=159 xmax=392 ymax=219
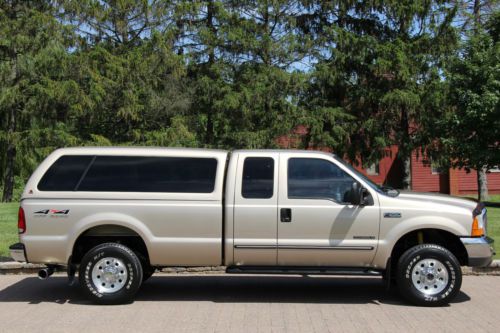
xmin=0 ymin=274 xmax=498 ymax=332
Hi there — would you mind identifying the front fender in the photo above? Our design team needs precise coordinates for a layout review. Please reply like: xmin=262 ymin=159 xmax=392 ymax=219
xmin=372 ymin=215 xmax=469 ymax=268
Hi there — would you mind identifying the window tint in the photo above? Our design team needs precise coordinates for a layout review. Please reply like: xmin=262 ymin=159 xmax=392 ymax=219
xmin=242 ymin=157 xmax=274 ymax=199
xmin=38 ymin=155 xmax=93 ymax=191
xmin=288 ymin=158 xmax=355 ymax=203
xmin=78 ymin=156 xmax=217 ymax=193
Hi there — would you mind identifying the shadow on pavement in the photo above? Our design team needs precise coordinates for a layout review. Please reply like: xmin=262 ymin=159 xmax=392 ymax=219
xmin=0 ymin=275 xmax=471 ymax=306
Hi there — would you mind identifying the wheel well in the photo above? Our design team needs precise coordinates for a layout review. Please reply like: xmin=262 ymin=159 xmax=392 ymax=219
xmin=71 ymin=225 xmax=150 ymax=265
xmin=390 ymin=229 xmax=468 ymax=271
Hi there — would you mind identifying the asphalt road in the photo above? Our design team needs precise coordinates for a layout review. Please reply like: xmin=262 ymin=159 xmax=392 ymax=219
xmin=0 ymin=274 xmax=498 ymax=332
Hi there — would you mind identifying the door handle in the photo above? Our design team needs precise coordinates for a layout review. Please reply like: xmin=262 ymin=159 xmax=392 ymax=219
xmin=280 ymin=208 xmax=292 ymax=222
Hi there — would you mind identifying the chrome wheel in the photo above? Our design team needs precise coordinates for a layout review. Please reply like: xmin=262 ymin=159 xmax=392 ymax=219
xmin=411 ymin=258 xmax=449 ymax=295
xmin=91 ymin=257 xmax=128 ymax=294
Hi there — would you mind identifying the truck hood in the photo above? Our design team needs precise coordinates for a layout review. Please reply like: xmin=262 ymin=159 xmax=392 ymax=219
xmin=397 ymin=191 xmax=478 ymax=211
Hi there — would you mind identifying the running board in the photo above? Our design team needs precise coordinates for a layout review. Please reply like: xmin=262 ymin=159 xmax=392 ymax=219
xmin=226 ymin=266 xmax=382 ymax=276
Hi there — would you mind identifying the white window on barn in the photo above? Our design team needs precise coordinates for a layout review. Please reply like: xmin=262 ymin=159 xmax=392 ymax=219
xmin=366 ymin=163 xmax=379 ymax=176
xmin=489 ymin=166 xmax=500 ymax=173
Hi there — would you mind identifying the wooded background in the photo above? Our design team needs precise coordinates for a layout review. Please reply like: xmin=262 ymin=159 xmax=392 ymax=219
xmin=1 ymin=0 xmax=499 ymax=202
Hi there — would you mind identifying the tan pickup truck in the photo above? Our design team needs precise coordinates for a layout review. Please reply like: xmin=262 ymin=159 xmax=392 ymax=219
xmin=10 ymin=147 xmax=494 ymax=305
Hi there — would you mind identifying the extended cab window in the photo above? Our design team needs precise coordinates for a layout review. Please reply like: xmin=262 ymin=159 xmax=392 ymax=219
xmin=78 ymin=156 xmax=217 ymax=193
xmin=288 ymin=158 xmax=355 ymax=203
xmin=38 ymin=155 xmax=93 ymax=191
xmin=242 ymin=157 xmax=274 ymax=199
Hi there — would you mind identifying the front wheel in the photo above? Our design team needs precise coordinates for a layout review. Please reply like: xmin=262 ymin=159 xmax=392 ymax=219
xmin=79 ymin=243 xmax=143 ymax=305
xmin=396 ymin=244 xmax=462 ymax=306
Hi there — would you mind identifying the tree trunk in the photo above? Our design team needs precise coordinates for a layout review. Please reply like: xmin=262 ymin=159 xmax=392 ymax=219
xmin=2 ymin=44 xmax=18 ymax=203
xmin=473 ymin=0 xmax=481 ymax=31
xmin=477 ymin=167 xmax=489 ymax=201
xmin=402 ymin=155 xmax=412 ymax=190
xmin=204 ymin=0 xmax=215 ymax=146
xmin=472 ymin=2 xmax=487 ymax=203
xmin=400 ymin=108 xmax=412 ymax=190
xmin=2 ymin=107 xmax=17 ymax=202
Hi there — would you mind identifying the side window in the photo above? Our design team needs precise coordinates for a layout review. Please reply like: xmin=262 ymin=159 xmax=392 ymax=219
xmin=78 ymin=156 xmax=217 ymax=193
xmin=288 ymin=158 xmax=355 ymax=203
xmin=38 ymin=155 xmax=93 ymax=191
xmin=242 ymin=157 xmax=274 ymax=199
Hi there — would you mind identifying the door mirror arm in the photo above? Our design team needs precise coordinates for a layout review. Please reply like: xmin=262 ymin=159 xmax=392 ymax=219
xmin=349 ymin=182 xmax=364 ymax=206
xmin=349 ymin=182 xmax=375 ymax=206
xmin=361 ymin=188 xmax=374 ymax=206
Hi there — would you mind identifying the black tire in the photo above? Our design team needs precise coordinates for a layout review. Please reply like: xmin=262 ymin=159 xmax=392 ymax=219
xmin=79 ymin=243 xmax=143 ymax=305
xmin=136 ymin=253 xmax=154 ymax=283
xmin=141 ymin=264 xmax=155 ymax=282
xmin=396 ymin=244 xmax=462 ymax=306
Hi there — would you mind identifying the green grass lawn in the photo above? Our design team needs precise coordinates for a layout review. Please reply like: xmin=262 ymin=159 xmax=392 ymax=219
xmin=0 ymin=202 xmax=19 ymax=258
xmin=488 ymin=207 xmax=500 ymax=258
xmin=0 ymin=198 xmax=498 ymax=259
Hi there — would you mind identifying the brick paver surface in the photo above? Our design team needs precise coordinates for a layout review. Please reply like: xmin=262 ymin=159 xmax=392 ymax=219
xmin=0 ymin=274 xmax=498 ymax=332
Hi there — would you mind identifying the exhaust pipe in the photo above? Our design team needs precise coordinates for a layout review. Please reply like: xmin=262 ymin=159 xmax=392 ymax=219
xmin=38 ymin=267 xmax=54 ymax=280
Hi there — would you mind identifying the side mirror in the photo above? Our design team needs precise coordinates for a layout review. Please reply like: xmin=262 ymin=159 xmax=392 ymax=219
xmin=349 ymin=182 xmax=365 ymax=206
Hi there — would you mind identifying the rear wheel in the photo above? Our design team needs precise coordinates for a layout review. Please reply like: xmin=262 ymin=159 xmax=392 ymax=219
xmin=396 ymin=244 xmax=462 ymax=306
xmin=79 ymin=243 xmax=143 ymax=305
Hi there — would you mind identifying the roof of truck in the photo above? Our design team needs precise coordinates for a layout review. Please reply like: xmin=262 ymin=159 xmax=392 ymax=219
xmin=51 ymin=147 xmax=333 ymax=156
xmin=52 ymin=146 xmax=228 ymax=154
xmin=233 ymin=149 xmax=332 ymax=155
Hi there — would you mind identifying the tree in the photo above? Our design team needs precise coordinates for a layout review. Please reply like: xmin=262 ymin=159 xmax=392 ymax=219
xmin=453 ymin=0 xmax=498 ymax=33
xmin=60 ymin=0 xmax=192 ymax=144
xmin=61 ymin=0 xmax=171 ymax=46
xmin=0 ymin=1 xmax=80 ymax=201
xmin=441 ymin=11 xmax=500 ymax=201
xmin=299 ymin=1 xmax=459 ymax=188
xmin=166 ymin=1 xmax=309 ymax=148
xmin=0 ymin=0 xmax=497 ymax=202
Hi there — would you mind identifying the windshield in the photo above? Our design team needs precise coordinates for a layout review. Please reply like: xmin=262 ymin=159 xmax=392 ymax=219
xmin=331 ymin=154 xmax=399 ymax=197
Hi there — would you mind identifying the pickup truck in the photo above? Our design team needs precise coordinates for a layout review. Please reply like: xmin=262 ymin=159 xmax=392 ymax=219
xmin=9 ymin=147 xmax=494 ymax=305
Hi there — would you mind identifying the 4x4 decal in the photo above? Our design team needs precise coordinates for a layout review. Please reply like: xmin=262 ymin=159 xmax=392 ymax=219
xmin=34 ymin=209 xmax=70 ymax=215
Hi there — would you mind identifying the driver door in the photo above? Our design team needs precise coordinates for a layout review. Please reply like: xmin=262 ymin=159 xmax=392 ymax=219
xmin=277 ymin=153 xmax=379 ymax=267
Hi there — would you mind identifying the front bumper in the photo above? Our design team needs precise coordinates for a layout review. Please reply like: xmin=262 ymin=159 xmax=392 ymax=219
xmin=9 ymin=243 xmax=27 ymax=262
xmin=460 ymin=236 xmax=495 ymax=267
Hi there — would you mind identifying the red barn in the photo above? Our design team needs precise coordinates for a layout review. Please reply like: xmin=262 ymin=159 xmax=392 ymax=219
xmin=276 ymin=127 xmax=500 ymax=195
xmin=357 ymin=147 xmax=500 ymax=195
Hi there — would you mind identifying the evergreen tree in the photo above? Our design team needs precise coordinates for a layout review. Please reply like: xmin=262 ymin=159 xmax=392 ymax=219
xmin=0 ymin=1 xmax=80 ymax=201
xmin=0 ymin=0 xmax=498 ymax=201
xmin=60 ymin=0 xmax=193 ymax=144
xmin=301 ymin=1 xmax=458 ymax=188
xmin=184 ymin=0 xmax=312 ymax=148
xmin=441 ymin=11 xmax=500 ymax=201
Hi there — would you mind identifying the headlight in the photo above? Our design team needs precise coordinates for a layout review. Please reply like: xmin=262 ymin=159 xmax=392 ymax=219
xmin=472 ymin=202 xmax=487 ymax=237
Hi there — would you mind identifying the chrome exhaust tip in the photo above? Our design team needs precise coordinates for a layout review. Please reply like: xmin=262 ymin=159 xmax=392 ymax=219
xmin=38 ymin=267 xmax=54 ymax=280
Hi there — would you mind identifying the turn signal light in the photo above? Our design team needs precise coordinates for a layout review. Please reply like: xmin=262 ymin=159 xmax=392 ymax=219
xmin=18 ymin=207 xmax=26 ymax=234
xmin=471 ymin=216 xmax=484 ymax=237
